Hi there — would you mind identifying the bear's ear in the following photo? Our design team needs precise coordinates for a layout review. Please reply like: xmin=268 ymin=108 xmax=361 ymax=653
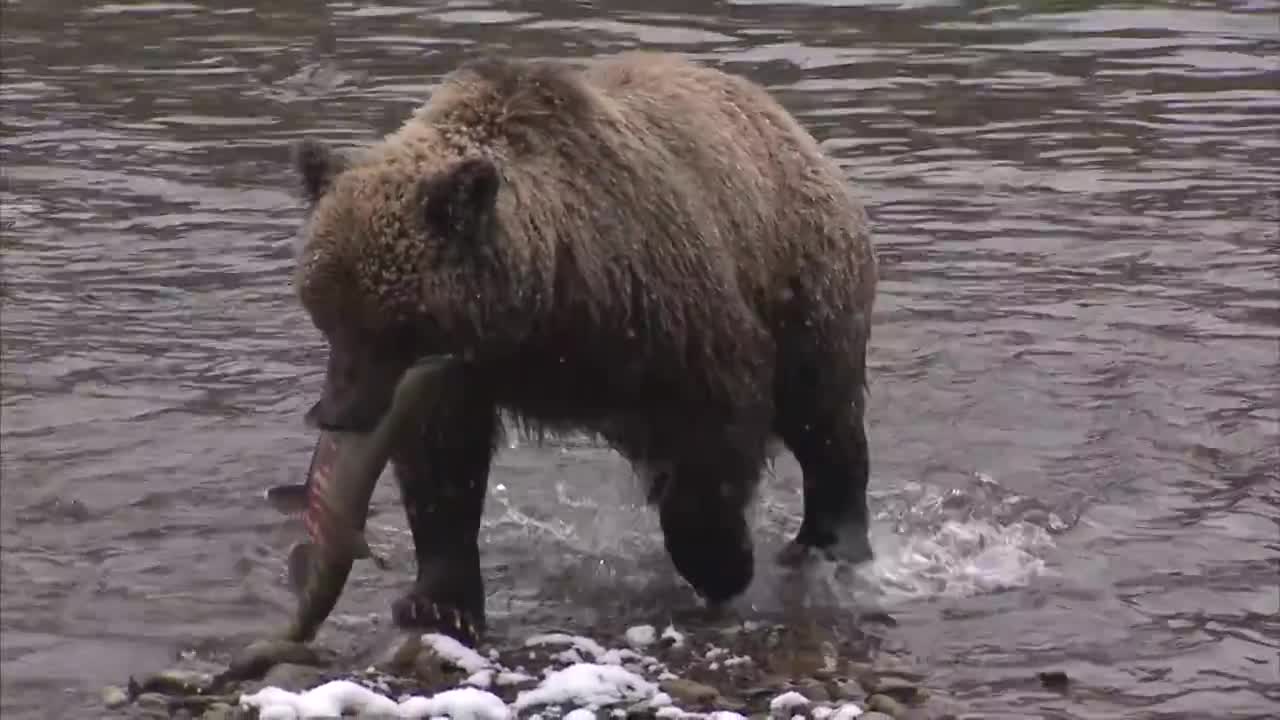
xmin=292 ymin=138 xmax=347 ymax=205
xmin=417 ymin=157 xmax=501 ymax=243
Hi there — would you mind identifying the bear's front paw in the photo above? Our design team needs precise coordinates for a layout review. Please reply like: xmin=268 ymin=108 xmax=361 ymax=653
xmin=391 ymin=591 xmax=484 ymax=646
xmin=776 ymin=532 xmax=873 ymax=569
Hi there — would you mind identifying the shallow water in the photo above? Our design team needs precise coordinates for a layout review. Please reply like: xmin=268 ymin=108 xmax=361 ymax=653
xmin=2 ymin=0 xmax=1278 ymax=717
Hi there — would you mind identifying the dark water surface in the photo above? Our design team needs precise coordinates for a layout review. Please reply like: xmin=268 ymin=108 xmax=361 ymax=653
xmin=2 ymin=0 xmax=1277 ymax=717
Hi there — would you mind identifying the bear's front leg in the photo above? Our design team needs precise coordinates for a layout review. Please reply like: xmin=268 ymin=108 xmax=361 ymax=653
xmin=389 ymin=373 xmax=498 ymax=646
xmin=656 ymin=429 xmax=765 ymax=607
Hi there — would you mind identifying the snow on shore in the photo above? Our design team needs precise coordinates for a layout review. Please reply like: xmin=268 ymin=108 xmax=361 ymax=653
xmin=237 ymin=626 xmax=872 ymax=720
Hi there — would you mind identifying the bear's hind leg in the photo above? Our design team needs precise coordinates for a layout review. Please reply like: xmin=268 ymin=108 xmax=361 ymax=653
xmin=775 ymin=397 xmax=873 ymax=568
xmin=656 ymin=427 xmax=764 ymax=606
xmin=389 ymin=373 xmax=499 ymax=646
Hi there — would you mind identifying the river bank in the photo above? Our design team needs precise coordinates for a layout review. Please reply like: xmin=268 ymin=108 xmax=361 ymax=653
xmin=102 ymin=610 xmax=992 ymax=720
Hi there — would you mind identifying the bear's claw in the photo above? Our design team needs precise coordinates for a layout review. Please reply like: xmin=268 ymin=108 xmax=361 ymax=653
xmin=391 ymin=592 xmax=483 ymax=646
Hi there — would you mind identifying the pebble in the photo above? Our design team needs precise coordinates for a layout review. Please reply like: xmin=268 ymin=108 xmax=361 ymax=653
xmin=716 ymin=695 xmax=748 ymax=712
xmin=860 ymin=713 xmax=894 ymax=720
xmin=200 ymin=704 xmax=236 ymax=720
xmin=375 ymin=633 xmax=424 ymax=674
xmin=867 ymin=694 xmax=909 ymax=717
xmin=1038 ymin=670 xmax=1070 ymax=690
xmin=659 ymin=678 xmax=720 ymax=706
xmin=260 ymin=662 xmax=327 ymax=692
xmin=796 ymin=678 xmax=830 ymax=703
xmin=166 ymin=694 xmax=243 ymax=715
xmin=101 ymin=685 xmax=129 ymax=709
xmin=865 ymin=675 xmax=925 ymax=705
xmin=137 ymin=668 xmax=214 ymax=695
xmin=825 ymin=677 xmax=865 ymax=703
xmin=134 ymin=692 xmax=171 ymax=718
xmin=662 ymin=644 xmax=692 ymax=665
xmin=414 ymin=643 xmax=466 ymax=687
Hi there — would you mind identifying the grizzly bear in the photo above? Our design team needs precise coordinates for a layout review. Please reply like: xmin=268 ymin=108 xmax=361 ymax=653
xmin=290 ymin=51 xmax=878 ymax=644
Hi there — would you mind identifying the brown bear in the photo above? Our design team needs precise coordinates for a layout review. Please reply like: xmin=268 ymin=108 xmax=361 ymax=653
xmin=290 ymin=51 xmax=878 ymax=644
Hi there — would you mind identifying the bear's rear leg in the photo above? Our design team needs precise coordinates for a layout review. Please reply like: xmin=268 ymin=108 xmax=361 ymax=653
xmin=775 ymin=400 xmax=873 ymax=568
xmin=389 ymin=378 xmax=498 ymax=646
xmin=656 ymin=435 xmax=762 ymax=606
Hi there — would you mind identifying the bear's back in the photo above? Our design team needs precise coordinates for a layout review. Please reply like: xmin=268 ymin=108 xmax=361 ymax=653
xmin=408 ymin=51 xmax=866 ymax=306
xmin=375 ymin=53 xmax=874 ymax=421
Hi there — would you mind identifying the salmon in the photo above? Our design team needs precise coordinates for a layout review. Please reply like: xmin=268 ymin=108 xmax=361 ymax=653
xmin=282 ymin=354 xmax=453 ymax=643
xmin=220 ymin=355 xmax=453 ymax=684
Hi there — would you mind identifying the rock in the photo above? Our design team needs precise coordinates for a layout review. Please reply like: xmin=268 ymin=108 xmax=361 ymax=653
xmin=136 ymin=668 xmax=215 ymax=695
xmin=375 ymin=633 xmax=424 ymax=674
xmin=660 ymin=678 xmax=719 ymax=706
xmin=825 ymin=677 xmax=865 ymax=703
xmin=414 ymin=644 xmax=465 ymax=688
xmin=261 ymin=662 xmax=327 ymax=692
xmin=134 ymin=692 xmax=171 ymax=718
xmin=1038 ymin=670 xmax=1070 ymax=690
xmin=867 ymin=694 xmax=909 ymax=717
xmin=101 ymin=685 xmax=129 ymax=709
xmin=796 ymin=678 xmax=830 ymax=703
xmin=845 ymin=661 xmax=874 ymax=679
xmin=662 ymin=643 xmax=692 ymax=665
xmin=166 ymin=694 xmax=243 ymax=714
xmin=136 ymin=692 xmax=169 ymax=707
xmin=200 ymin=704 xmax=236 ymax=720
xmin=860 ymin=713 xmax=895 ymax=720
xmin=862 ymin=675 xmax=926 ymax=704
xmin=743 ymin=685 xmax=783 ymax=701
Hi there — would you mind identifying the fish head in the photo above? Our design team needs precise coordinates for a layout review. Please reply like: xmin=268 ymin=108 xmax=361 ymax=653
xmin=304 ymin=326 xmax=420 ymax=433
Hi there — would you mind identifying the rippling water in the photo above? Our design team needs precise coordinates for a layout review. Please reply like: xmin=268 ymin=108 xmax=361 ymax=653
xmin=2 ymin=0 xmax=1278 ymax=717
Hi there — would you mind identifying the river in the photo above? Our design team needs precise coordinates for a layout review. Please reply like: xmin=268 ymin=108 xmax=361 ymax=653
xmin=1 ymin=0 xmax=1277 ymax=717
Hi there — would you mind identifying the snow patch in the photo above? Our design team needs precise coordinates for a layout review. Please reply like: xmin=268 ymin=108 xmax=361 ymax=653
xmin=399 ymin=687 xmax=512 ymax=720
xmin=515 ymin=663 xmax=658 ymax=710
xmin=526 ymin=633 xmax=609 ymax=662
xmin=768 ymin=690 xmax=810 ymax=713
xmin=624 ymin=624 xmax=657 ymax=648
xmin=241 ymin=680 xmax=418 ymax=719
xmin=424 ymin=633 xmax=494 ymax=675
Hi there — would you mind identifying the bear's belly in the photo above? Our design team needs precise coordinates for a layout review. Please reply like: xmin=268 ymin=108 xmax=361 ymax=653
xmin=485 ymin=348 xmax=719 ymax=432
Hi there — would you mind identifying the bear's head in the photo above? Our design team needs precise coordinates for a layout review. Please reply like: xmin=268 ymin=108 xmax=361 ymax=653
xmin=289 ymin=137 xmax=501 ymax=432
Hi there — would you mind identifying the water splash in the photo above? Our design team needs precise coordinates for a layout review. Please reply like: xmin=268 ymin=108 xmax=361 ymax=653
xmin=858 ymin=473 xmax=1063 ymax=603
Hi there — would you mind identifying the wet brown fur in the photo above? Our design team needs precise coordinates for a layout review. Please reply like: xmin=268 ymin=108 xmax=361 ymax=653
xmin=295 ymin=51 xmax=877 ymax=470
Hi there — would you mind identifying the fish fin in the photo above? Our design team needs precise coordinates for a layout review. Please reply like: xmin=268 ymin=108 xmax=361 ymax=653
xmin=286 ymin=542 xmax=314 ymax=597
xmin=265 ymin=483 xmax=309 ymax=515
